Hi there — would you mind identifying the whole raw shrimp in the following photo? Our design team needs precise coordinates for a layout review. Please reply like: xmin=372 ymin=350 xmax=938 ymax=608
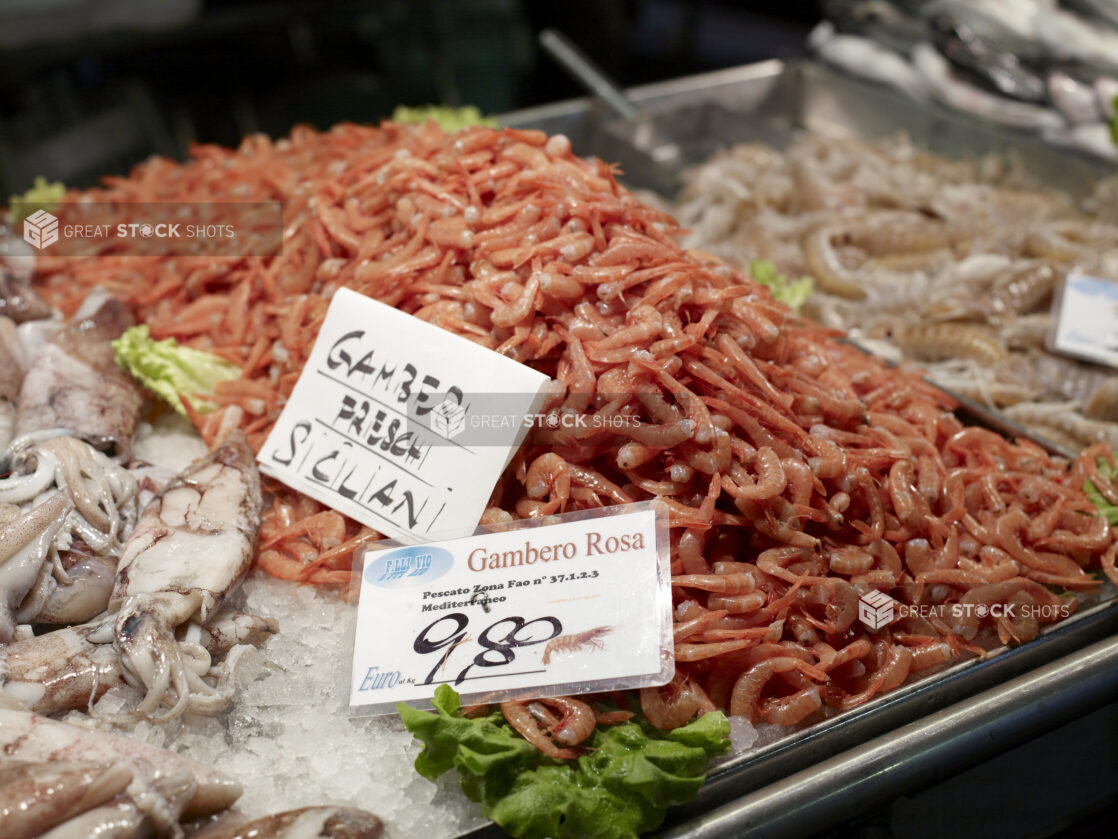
xmin=523 ymin=452 xmax=570 ymax=516
xmin=500 ymin=695 xmax=596 ymax=759
xmin=639 ymin=671 xmax=716 ymax=730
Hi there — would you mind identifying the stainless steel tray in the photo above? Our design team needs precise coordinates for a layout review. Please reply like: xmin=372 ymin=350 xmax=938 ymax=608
xmin=461 ymin=61 xmax=1118 ymax=838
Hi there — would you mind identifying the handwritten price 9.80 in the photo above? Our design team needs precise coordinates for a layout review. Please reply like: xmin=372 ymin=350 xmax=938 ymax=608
xmin=414 ymin=613 xmax=561 ymax=686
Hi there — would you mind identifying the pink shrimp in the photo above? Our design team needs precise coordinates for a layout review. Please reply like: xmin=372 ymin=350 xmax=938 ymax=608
xmin=675 ymin=638 xmax=758 ymax=662
xmin=640 ymin=671 xmax=717 ymax=730
xmin=729 ymin=656 xmax=829 ymax=723
xmin=949 ymin=579 xmax=1062 ymax=639
xmin=671 ymin=572 xmax=757 ymax=595
xmin=1103 ymin=544 xmax=1118 ymax=588
xmin=525 ymin=452 xmax=571 ymax=513
xmin=596 ymin=708 xmax=635 ymax=725
xmin=995 ymin=591 xmax=1040 ymax=645
xmin=761 ymin=684 xmax=823 ymax=726
xmin=676 ymin=528 xmax=710 ymax=575
xmin=673 ymin=609 xmax=730 ymax=643
xmin=797 ymin=577 xmax=860 ymax=635
xmin=906 ymin=640 xmax=956 ymax=672
xmin=756 ymin=546 xmax=821 ymax=584
xmin=708 ymin=592 xmax=768 ymax=614
xmin=826 ymin=545 xmax=874 ymax=576
xmin=995 ymin=507 xmax=1085 ymax=579
xmin=500 ymin=695 xmax=595 ymax=757
xmin=720 ymin=447 xmax=786 ymax=501
xmin=814 ymin=638 xmax=873 ymax=672
xmin=826 ymin=641 xmax=911 ymax=710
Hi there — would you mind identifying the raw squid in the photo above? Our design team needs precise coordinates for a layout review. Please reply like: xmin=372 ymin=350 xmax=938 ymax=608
xmin=109 ymin=431 xmax=263 ymax=720
xmin=914 ymin=45 xmax=1064 ymax=130
xmin=35 ymin=800 xmax=148 ymax=839
xmin=0 ymin=316 xmax=22 ymax=450
xmin=0 ymin=609 xmax=276 ymax=716
xmin=0 ymin=708 xmax=242 ymax=828
xmin=0 ymin=494 xmax=71 ymax=643
xmin=189 ymin=807 xmax=385 ymax=839
xmin=32 ymin=551 xmax=119 ymax=626
xmin=0 ymin=435 xmax=141 ymax=548
xmin=0 ymin=256 xmax=51 ymax=323
xmin=0 ymin=432 xmax=144 ymax=629
xmin=0 ymin=758 xmax=134 ymax=839
xmin=12 ymin=297 xmax=144 ymax=458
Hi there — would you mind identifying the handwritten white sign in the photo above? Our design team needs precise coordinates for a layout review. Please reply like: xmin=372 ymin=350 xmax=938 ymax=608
xmin=259 ymin=287 xmax=550 ymax=542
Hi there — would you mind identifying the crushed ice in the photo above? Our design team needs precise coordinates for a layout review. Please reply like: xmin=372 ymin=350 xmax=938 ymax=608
xmin=86 ymin=572 xmax=486 ymax=838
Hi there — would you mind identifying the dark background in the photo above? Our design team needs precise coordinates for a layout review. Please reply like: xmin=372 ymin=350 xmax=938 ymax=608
xmin=0 ymin=0 xmax=820 ymax=194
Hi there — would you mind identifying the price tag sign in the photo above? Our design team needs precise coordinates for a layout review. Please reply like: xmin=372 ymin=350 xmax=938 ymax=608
xmin=259 ymin=288 xmax=551 ymax=543
xmin=347 ymin=502 xmax=673 ymax=712
xmin=1050 ymin=272 xmax=1118 ymax=369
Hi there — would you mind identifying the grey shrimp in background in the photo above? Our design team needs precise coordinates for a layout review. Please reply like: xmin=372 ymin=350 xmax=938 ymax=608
xmin=676 ymin=132 xmax=1118 ymax=452
xmin=109 ymin=431 xmax=263 ymax=721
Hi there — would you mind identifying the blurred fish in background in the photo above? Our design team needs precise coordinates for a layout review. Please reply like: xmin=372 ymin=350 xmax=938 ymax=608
xmin=813 ymin=0 xmax=1118 ymax=160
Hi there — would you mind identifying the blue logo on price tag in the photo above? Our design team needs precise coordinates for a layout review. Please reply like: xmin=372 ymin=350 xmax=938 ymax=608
xmin=365 ymin=544 xmax=452 ymax=587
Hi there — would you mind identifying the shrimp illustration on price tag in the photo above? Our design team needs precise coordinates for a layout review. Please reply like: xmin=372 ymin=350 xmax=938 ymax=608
xmin=345 ymin=501 xmax=673 ymax=712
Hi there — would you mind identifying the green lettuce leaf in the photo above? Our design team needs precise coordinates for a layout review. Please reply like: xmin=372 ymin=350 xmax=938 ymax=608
xmin=10 ymin=175 xmax=66 ymax=223
xmin=1084 ymin=455 xmax=1118 ymax=526
xmin=1110 ymin=97 xmax=1118 ymax=147
xmin=397 ymin=686 xmax=538 ymax=783
xmin=750 ymin=258 xmax=813 ymax=310
xmin=398 ymin=685 xmax=730 ymax=839
xmin=391 ymin=105 xmax=498 ymax=132
xmin=111 ymin=325 xmax=242 ymax=417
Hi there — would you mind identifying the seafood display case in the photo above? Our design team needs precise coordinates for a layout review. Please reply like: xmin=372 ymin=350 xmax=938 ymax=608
xmin=466 ymin=60 xmax=1118 ymax=838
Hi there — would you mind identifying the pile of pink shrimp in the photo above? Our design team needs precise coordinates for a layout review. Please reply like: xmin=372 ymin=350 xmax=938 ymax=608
xmin=32 ymin=121 xmax=1118 ymax=752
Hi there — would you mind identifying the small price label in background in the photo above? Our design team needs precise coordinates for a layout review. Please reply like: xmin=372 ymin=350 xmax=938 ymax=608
xmin=347 ymin=502 xmax=673 ymax=712
xmin=1049 ymin=272 xmax=1118 ymax=369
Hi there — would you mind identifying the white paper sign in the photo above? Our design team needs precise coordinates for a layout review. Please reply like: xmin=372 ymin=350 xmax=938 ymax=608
xmin=1050 ymin=272 xmax=1118 ymax=369
xmin=348 ymin=503 xmax=673 ymax=712
xmin=259 ymin=287 xmax=550 ymax=542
